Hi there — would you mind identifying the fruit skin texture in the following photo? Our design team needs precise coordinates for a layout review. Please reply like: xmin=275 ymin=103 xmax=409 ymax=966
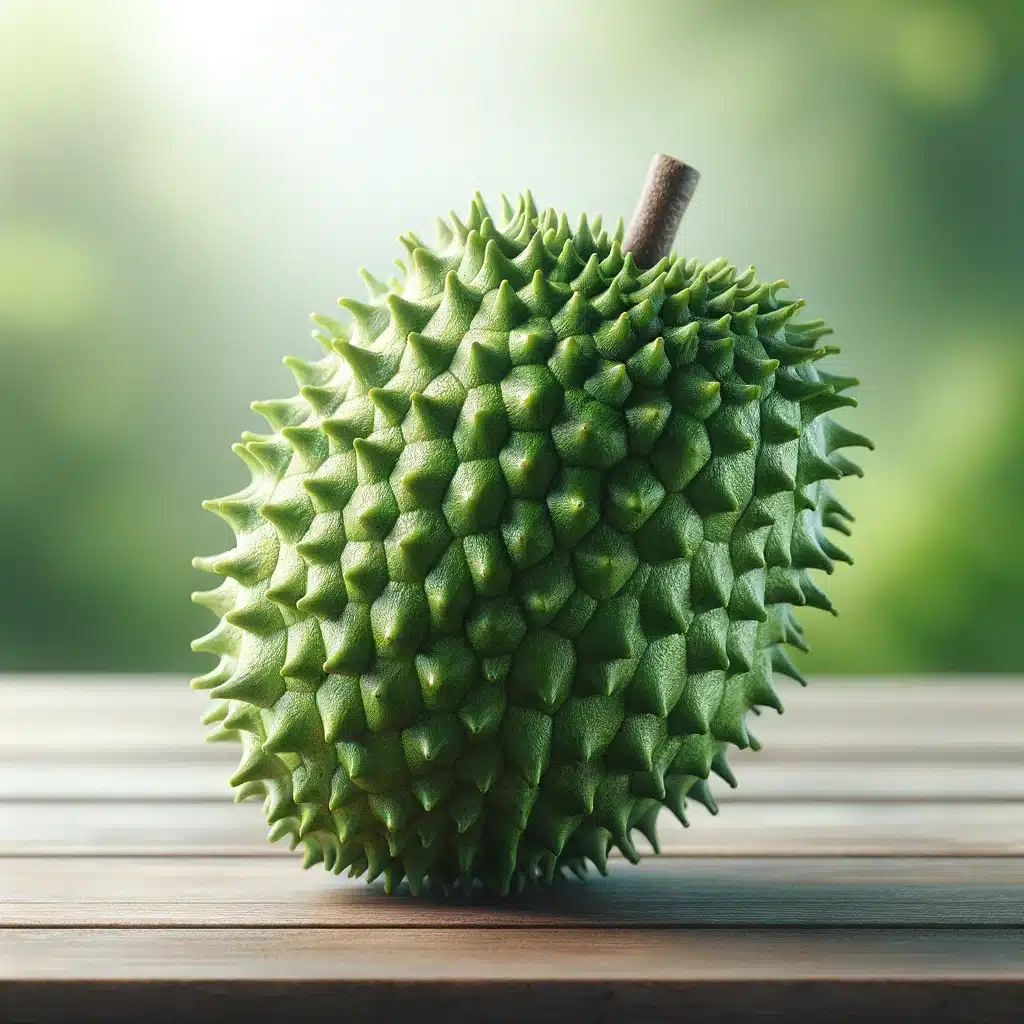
xmin=192 ymin=193 xmax=870 ymax=895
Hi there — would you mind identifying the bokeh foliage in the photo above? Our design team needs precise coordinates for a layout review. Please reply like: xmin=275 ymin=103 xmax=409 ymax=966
xmin=1 ymin=0 xmax=1021 ymax=673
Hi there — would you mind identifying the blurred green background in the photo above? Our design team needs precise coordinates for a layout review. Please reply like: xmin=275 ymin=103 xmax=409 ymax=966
xmin=2 ymin=0 xmax=1021 ymax=675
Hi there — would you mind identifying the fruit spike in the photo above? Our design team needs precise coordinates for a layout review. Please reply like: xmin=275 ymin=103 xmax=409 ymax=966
xmin=193 ymin=152 xmax=869 ymax=895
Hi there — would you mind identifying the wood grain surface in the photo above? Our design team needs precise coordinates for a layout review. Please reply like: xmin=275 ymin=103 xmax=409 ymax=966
xmin=1 ymin=674 xmax=1021 ymax=1022
xmin=3 ymin=856 xmax=1022 ymax=928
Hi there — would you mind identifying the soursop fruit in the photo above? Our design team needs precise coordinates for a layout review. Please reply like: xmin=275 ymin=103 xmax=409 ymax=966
xmin=192 ymin=191 xmax=870 ymax=894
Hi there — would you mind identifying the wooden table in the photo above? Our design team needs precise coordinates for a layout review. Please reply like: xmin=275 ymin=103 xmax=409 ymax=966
xmin=1 ymin=675 xmax=1021 ymax=1022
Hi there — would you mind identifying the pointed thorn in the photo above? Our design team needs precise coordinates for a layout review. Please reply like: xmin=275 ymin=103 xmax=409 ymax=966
xmin=334 ymin=338 xmax=391 ymax=388
xmin=368 ymin=386 xmax=410 ymax=426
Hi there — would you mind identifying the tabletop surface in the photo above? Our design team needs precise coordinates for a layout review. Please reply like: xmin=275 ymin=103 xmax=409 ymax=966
xmin=1 ymin=674 xmax=1021 ymax=1022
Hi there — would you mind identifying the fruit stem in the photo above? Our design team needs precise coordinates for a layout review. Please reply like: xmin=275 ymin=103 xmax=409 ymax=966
xmin=622 ymin=154 xmax=700 ymax=269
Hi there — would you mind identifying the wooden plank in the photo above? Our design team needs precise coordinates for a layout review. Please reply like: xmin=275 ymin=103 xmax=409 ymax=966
xmin=3 ymin=676 xmax=1022 ymax=755
xmin=3 ymin=676 xmax=1022 ymax=1019
xmin=3 ymin=927 xmax=1022 ymax=980
xmin=3 ymin=757 xmax=1020 ymax=802
xmin=0 ymin=677 xmax=208 ymax=753
xmin=3 ymin=801 xmax=1024 ymax=857
xmin=2 ymin=978 xmax=1021 ymax=1024
xmin=2 ymin=856 xmax=1022 ymax=928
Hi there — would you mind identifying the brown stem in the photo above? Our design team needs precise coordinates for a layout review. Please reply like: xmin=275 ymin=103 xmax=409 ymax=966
xmin=621 ymin=154 xmax=700 ymax=269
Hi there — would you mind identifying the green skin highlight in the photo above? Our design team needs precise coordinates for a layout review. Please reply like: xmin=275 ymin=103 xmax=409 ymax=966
xmin=192 ymin=192 xmax=870 ymax=895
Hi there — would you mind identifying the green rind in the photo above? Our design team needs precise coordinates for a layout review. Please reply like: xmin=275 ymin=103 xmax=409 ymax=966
xmin=192 ymin=193 xmax=869 ymax=894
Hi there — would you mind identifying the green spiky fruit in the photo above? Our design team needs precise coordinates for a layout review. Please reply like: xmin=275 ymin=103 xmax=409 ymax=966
xmin=192 ymin=191 xmax=870 ymax=895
